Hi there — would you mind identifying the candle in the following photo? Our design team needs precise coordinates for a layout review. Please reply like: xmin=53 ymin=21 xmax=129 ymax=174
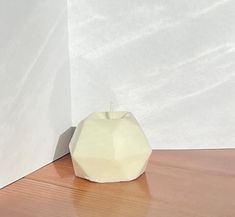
xmin=69 ymin=111 xmax=152 ymax=183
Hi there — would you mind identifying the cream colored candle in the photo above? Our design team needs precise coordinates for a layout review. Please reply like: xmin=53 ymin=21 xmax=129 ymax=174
xmin=69 ymin=111 xmax=152 ymax=183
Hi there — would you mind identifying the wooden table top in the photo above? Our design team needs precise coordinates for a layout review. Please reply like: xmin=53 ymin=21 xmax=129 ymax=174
xmin=1 ymin=150 xmax=235 ymax=217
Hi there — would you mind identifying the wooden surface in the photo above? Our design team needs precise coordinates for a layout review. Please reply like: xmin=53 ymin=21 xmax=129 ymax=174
xmin=1 ymin=150 xmax=235 ymax=217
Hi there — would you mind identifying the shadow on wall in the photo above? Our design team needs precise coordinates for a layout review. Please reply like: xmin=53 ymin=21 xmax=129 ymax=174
xmin=53 ymin=127 xmax=76 ymax=161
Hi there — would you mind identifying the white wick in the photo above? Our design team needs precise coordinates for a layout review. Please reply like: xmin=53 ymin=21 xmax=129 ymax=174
xmin=109 ymin=101 xmax=114 ymax=119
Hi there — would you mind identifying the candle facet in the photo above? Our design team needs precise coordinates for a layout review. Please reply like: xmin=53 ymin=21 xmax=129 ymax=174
xmin=69 ymin=112 xmax=152 ymax=183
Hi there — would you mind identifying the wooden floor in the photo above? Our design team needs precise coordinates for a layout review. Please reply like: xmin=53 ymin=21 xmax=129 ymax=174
xmin=1 ymin=150 xmax=235 ymax=217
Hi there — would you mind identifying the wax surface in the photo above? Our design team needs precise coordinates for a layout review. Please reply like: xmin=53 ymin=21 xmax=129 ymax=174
xmin=69 ymin=112 xmax=152 ymax=183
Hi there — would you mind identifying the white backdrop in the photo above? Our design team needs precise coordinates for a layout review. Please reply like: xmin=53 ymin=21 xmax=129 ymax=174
xmin=1 ymin=0 xmax=235 ymax=189
xmin=68 ymin=0 xmax=235 ymax=149
xmin=0 ymin=0 xmax=72 ymax=188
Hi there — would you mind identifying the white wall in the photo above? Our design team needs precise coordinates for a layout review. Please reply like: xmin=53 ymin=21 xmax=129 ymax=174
xmin=1 ymin=0 xmax=234 ymax=188
xmin=68 ymin=0 xmax=235 ymax=149
xmin=0 ymin=0 xmax=72 ymax=188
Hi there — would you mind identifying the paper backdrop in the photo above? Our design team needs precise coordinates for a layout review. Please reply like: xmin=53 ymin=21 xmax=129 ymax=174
xmin=68 ymin=0 xmax=235 ymax=149
xmin=0 ymin=0 xmax=72 ymax=188
xmin=1 ymin=0 xmax=235 ymax=189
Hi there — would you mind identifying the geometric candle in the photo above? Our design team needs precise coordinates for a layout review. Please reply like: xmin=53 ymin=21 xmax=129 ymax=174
xmin=69 ymin=111 xmax=152 ymax=183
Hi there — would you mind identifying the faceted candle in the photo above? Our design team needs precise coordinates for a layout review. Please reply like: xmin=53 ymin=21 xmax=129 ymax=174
xmin=69 ymin=111 xmax=152 ymax=183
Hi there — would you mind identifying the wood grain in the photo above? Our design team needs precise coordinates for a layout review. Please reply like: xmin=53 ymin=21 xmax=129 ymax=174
xmin=1 ymin=150 xmax=235 ymax=217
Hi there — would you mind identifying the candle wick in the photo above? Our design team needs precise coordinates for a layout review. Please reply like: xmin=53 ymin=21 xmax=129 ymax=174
xmin=109 ymin=102 xmax=113 ymax=119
